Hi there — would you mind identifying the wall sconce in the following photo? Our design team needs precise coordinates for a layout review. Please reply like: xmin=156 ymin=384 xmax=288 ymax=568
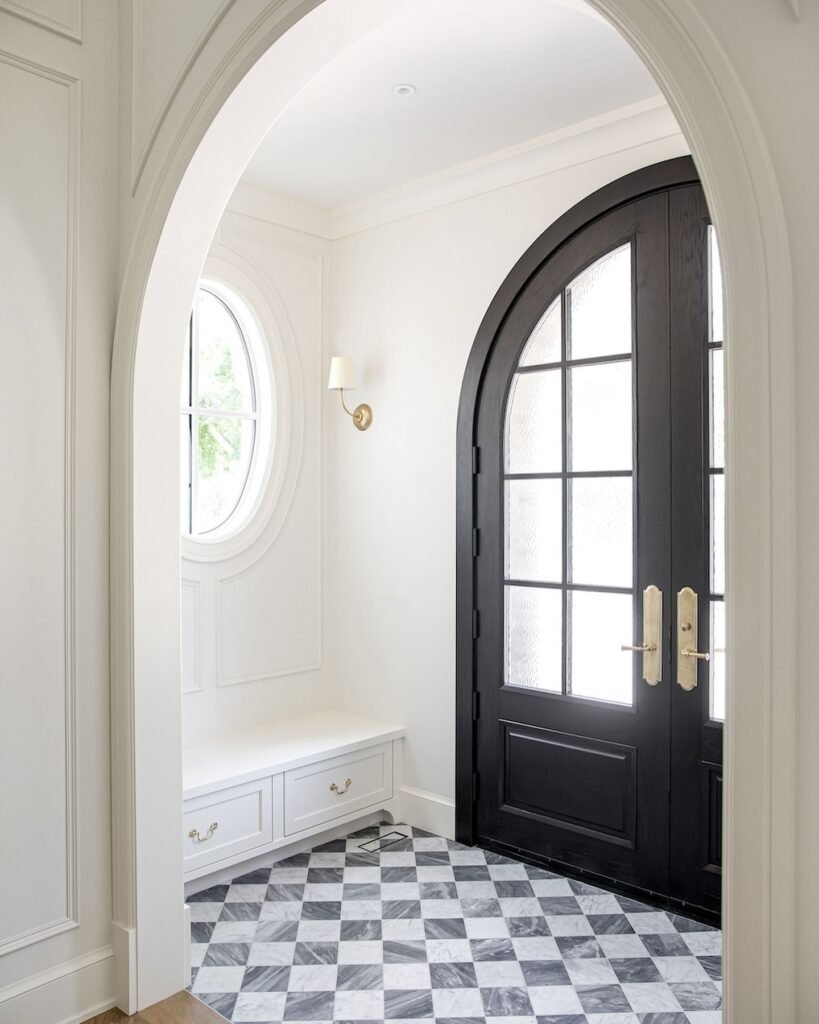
xmin=328 ymin=356 xmax=373 ymax=431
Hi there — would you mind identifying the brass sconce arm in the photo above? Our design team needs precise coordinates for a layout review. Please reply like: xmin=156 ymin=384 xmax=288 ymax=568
xmin=338 ymin=388 xmax=373 ymax=431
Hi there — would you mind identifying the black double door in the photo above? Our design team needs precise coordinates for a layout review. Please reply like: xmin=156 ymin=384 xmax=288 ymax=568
xmin=464 ymin=162 xmax=724 ymax=922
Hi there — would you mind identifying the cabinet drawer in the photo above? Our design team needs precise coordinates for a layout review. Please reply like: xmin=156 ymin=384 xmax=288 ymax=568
xmin=183 ymin=777 xmax=272 ymax=872
xmin=284 ymin=743 xmax=393 ymax=836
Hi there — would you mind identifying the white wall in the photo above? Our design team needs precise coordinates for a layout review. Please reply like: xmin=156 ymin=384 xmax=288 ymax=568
xmin=0 ymin=1 xmax=119 ymax=1021
xmin=1 ymin=0 xmax=816 ymax=1020
xmin=181 ymin=210 xmax=333 ymax=745
xmin=325 ymin=129 xmax=689 ymax=824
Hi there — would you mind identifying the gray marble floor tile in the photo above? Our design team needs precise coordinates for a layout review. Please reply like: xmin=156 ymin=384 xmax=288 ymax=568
xmin=587 ymin=914 xmax=633 ymax=935
xmin=462 ymin=898 xmax=503 ymax=918
xmin=219 ymin=902 xmax=262 ymax=922
xmin=293 ymin=941 xmax=339 ymax=964
xmin=282 ymin=989 xmax=335 ymax=1020
xmin=336 ymin=963 xmax=383 ymax=990
xmin=520 ymin=960 xmax=571 ymax=987
xmin=254 ymin=920 xmax=298 ymax=942
xmin=241 ymin=965 xmax=291 ymax=991
xmin=554 ymin=937 xmax=605 ymax=959
xmin=429 ymin=961 xmax=479 ymax=988
xmin=480 ymin=985 xmax=534 ymax=1016
xmin=185 ymin=824 xmax=720 ymax=1024
xmin=470 ymin=938 xmax=516 ymax=961
xmin=267 ymin=883 xmax=305 ymax=902
xmin=190 ymin=921 xmax=215 ymax=944
xmin=195 ymin=992 xmax=237 ymax=1017
xmin=384 ymin=987 xmax=434 ymax=1018
xmin=340 ymin=918 xmax=382 ymax=940
xmin=187 ymin=884 xmax=229 ymax=903
xmin=539 ymin=898 xmax=583 ymax=917
xmin=383 ymin=939 xmax=428 ymax=962
xmin=424 ymin=917 xmax=467 ymax=939
xmin=506 ymin=916 xmax=551 ymax=938
xmin=668 ymin=981 xmax=722 ymax=1010
xmin=575 ymin=983 xmax=631 ymax=1013
xmin=202 ymin=942 xmax=250 ymax=966
xmin=383 ymin=899 xmax=422 ymax=919
xmin=608 ymin=957 xmax=663 ymax=983
xmin=301 ymin=900 xmax=342 ymax=920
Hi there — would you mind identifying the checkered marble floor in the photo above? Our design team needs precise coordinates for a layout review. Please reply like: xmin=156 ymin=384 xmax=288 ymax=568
xmin=187 ymin=824 xmax=722 ymax=1024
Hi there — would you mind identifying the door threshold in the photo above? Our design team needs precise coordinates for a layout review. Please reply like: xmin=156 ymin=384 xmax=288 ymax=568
xmin=478 ymin=834 xmax=721 ymax=928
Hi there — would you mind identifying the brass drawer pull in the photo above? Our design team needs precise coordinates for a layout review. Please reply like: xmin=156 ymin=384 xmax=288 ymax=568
xmin=188 ymin=821 xmax=218 ymax=843
xmin=330 ymin=777 xmax=352 ymax=796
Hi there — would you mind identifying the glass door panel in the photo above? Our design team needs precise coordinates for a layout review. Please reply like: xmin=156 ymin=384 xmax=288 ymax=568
xmin=567 ymin=361 xmax=633 ymax=471
xmin=505 ymin=479 xmax=562 ymax=582
xmin=566 ymin=243 xmax=632 ymax=359
xmin=505 ymin=585 xmax=562 ymax=692
xmin=568 ymin=590 xmax=633 ymax=704
xmin=568 ymin=476 xmax=633 ymax=588
xmin=503 ymin=243 xmax=634 ymax=706
xmin=505 ymin=369 xmax=562 ymax=473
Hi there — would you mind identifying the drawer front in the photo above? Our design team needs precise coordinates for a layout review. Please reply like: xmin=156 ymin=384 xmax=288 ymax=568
xmin=284 ymin=743 xmax=393 ymax=836
xmin=183 ymin=777 xmax=272 ymax=872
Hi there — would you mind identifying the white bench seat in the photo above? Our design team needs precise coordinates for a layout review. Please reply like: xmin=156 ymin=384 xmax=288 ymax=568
xmin=181 ymin=709 xmax=404 ymax=883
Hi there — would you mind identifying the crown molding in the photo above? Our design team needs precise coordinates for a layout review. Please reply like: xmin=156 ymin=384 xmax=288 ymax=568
xmin=228 ymin=181 xmax=333 ymax=238
xmin=233 ymin=97 xmax=685 ymax=240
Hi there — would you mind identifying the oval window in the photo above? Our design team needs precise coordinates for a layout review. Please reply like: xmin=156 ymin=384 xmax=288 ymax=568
xmin=181 ymin=284 xmax=267 ymax=540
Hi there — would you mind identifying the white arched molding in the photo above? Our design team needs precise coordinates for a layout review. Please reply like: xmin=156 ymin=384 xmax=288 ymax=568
xmin=183 ymin=244 xmax=305 ymax=567
xmin=110 ymin=0 xmax=796 ymax=1019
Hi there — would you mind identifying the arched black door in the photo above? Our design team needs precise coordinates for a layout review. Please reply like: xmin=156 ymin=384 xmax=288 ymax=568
xmin=456 ymin=157 xmax=724 ymax=922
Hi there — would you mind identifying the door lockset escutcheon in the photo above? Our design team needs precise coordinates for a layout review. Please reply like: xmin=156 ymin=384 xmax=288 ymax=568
xmin=621 ymin=585 xmax=662 ymax=685
xmin=677 ymin=586 xmax=710 ymax=690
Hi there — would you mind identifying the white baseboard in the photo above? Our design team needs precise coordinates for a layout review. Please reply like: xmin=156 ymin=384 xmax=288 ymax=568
xmin=0 ymin=945 xmax=115 ymax=1024
xmin=399 ymin=785 xmax=456 ymax=840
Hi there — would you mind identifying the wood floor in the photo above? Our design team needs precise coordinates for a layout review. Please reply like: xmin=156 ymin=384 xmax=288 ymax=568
xmin=86 ymin=991 xmax=224 ymax=1024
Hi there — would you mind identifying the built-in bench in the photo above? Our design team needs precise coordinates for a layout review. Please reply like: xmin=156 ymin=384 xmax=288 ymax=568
xmin=182 ymin=709 xmax=405 ymax=884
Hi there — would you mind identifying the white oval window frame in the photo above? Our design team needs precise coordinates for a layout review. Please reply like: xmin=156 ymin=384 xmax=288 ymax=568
xmin=181 ymin=251 xmax=298 ymax=563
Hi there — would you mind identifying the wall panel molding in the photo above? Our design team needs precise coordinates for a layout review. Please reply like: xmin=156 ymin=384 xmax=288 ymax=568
xmin=0 ymin=0 xmax=82 ymax=42
xmin=130 ymin=0 xmax=236 ymax=194
xmin=0 ymin=48 xmax=80 ymax=957
xmin=213 ymin=565 xmax=322 ymax=686
xmin=181 ymin=579 xmax=204 ymax=693
xmin=183 ymin=221 xmax=323 ymax=695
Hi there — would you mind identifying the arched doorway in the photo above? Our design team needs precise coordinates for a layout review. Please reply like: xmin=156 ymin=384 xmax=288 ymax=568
xmin=111 ymin=1 xmax=796 ymax=1018
xmin=457 ymin=156 xmax=723 ymax=921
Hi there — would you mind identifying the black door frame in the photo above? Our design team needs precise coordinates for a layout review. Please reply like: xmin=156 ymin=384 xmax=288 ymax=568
xmin=455 ymin=156 xmax=701 ymax=846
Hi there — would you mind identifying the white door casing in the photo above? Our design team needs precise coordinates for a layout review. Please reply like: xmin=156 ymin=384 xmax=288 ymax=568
xmin=111 ymin=1 xmax=796 ymax=1019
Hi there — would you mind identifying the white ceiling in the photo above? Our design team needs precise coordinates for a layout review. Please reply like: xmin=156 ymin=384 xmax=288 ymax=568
xmin=241 ymin=0 xmax=663 ymax=210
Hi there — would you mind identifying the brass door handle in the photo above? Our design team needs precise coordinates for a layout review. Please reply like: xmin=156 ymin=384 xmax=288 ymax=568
xmin=330 ymin=778 xmax=352 ymax=795
xmin=621 ymin=585 xmax=662 ymax=685
xmin=681 ymin=647 xmax=710 ymax=661
xmin=188 ymin=821 xmax=218 ymax=843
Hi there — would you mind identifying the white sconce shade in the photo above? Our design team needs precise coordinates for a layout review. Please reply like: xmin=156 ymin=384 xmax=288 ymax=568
xmin=328 ymin=355 xmax=372 ymax=430
xmin=328 ymin=356 xmax=357 ymax=391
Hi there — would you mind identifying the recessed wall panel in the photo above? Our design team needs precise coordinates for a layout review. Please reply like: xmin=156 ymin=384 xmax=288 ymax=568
xmin=0 ymin=55 xmax=76 ymax=951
